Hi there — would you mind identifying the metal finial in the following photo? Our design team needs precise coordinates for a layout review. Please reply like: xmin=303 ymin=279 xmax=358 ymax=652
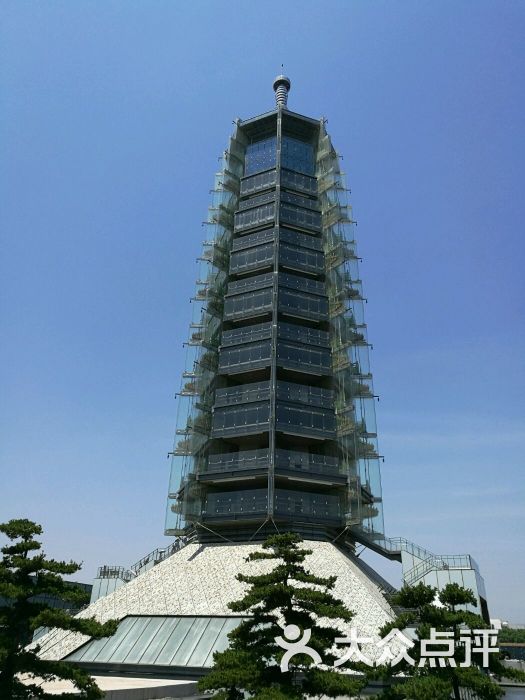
xmin=273 ymin=74 xmax=291 ymax=107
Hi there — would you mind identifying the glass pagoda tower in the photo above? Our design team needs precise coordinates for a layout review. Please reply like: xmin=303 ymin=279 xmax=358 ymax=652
xmin=165 ymin=76 xmax=384 ymax=545
xmin=33 ymin=81 xmax=490 ymax=673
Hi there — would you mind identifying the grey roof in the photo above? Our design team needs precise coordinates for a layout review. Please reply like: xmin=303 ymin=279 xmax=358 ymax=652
xmin=66 ymin=615 xmax=244 ymax=669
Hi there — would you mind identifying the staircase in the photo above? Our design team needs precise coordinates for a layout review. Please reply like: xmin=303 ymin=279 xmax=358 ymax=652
xmin=349 ymin=531 xmax=478 ymax=587
xmin=404 ymin=553 xmax=475 ymax=586
xmin=130 ymin=535 xmax=194 ymax=576
xmin=95 ymin=534 xmax=195 ymax=586
xmin=352 ymin=531 xmax=434 ymax=562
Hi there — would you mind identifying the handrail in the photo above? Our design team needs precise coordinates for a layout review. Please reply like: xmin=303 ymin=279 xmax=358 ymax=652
xmin=356 ymin=533 xmax=433 ymax=559
xmin=354 ymin=532 xmax=478 ymax=585
xmin=95 ymin=536 xmax=195 ymax=585
xmin=352 ymin=532 xmax=448 ymax=565
xmin=96 ymin=565 xmax=135 ymax=582
xmin=387 ymin=537 xmax=435 ymax=561
xmin=404 ymin=554 xmax=474 ymax=586
xmin=130 ymin=535 xmax=194 ymax=575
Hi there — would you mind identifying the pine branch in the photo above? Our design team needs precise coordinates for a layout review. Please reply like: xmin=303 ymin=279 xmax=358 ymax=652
xmin=200 ymin=533 xmax=364 ymax=698
xmin=0 ymin=518 xmax=118 ymax=700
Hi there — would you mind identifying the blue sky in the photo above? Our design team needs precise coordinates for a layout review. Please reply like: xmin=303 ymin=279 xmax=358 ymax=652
xmin=1 ymin=1 xmax=524 ymax=620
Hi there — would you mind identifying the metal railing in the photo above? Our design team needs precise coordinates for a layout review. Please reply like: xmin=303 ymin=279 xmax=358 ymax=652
xmin=404 ymin=554 xmax=475 ymax=586
xmin=131 ymin=536 xmax=193 ymax=576
xmin=354 ymin=532 xmax=437 ymax=562
xmin=97 ymin=535 xmax=194 ymax=584
xmin=96 ymin=565 xmax=135 ymax=582
xmin=207 ymin=448 xmax=269 ymax=473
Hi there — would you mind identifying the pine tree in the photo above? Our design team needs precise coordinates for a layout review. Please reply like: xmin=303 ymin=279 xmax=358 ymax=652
xmin=198 ymin=532 xmax=366 ymax=699
xmin=0 ymin=519 xmax=118 ymax=699
xmin=376 ymin=581 xmax=525 ymax=700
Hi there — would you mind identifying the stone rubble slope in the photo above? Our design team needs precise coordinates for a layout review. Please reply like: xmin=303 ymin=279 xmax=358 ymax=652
xmin=36 ymin=541 xmax=395 ymax=662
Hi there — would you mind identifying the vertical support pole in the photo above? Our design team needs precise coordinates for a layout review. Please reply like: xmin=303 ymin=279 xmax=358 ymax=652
xmin=268 ymin=107 xmax=283 ymax=519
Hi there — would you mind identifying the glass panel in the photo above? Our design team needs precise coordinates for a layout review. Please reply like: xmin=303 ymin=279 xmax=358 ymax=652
xmin=106 ymin=618 xmax=151 ymax=663
xmin=280 ymin=227 xmax=322 ymax=250
xmin=360 ymin=456 xmax=382 ymax=498
xmin=240 ymin=169 xmax=277 ymax=196
xmin=227 ymin=272 xmax=274 ymax=295
xmin=204 ymin=489 xmax=268 ymax=516
xmin=357 ymin=435 xmax=379 ymax=460
xmin=279 ymin=243 xmax=324 ymax=275
xmin=90 ymin=617 xmax=138 ymax=662
xmin=281 ymin=137 xmax=315 ymax=175
xmin=281 ymin=168 xmax=317 ymax=195
xmin=230 ymin=242 xmax=275 ymax=275
xmin=168 ymin=456 xmax=185 ymax=494
xmin=276 ymin=341 xmax=331 ymax=374
xmin=207 ymin=448 xmax=270 ymax=473
xmin=187 ymin=617 xmax=227 ymax=667
xmin=350 ymin=344 xmax=371 ymax=375
xmin=215 ymin=381 xmax=271 ymax=407
xmin=238 ymin=191 xmax=276 ymax=211
xmin=349 ymin=299 xmax=365 ymax=326
xmin=212 ymin=401 xmax=270 ymax=437
xmin=244 ymin=136 xmax=277 ymax=176
xmin=276 ymin=380 xmax=333 ymax=408
xmin=164 ymin=497 xmax=179 ymax=533
xmin=274 ymin=489 xmax=341 ymax=520
xmin=234 ymin=202 xmax=275 ymax=232
xmin=277 ymin=321 xmax=329 ymax=348
xmin=276 ymin=403 xmax=336 ymax=438
xmin=140 ymin=618 xmax=183 ymax=665
xmin=278 ymin=288 xmax=329 ymax=321
xmin=279 ymin=272 xmax=326 ymax=295
xmin=232 ymin=228 xmax=276 ymax=250
xmin=280 ymin=203 xmax=321 ymax=232
xmin=171 ymin=618 xmax=212 ymax=666
xmin=354 ymin=397 xmax=377 ymax=435
xmin=221 ymin=322 xmax=272 ymax=347
xmin=223 ymin=288 xmax=273 ymax=321
xmin=125 ymin=618 xmax=165 ymax=664
xmin=156 ymin=617 xmax=195 ymax=665
xmin=204 ymin=618 xmax=242 ymax=664
xmin=330 ymin=313 xmax=368 ymax=350
xmin=361 ymin=498 xmax=384 ymax=537
xmin=70 ymin=631 xmax=113 ymax=662
xmin=281 ymin=190 xmax=319 ymax=211
xmin=218 ymin=340 xmax=272 ymax=373
xmin=275 ymin=449 xmax=340 ymax=476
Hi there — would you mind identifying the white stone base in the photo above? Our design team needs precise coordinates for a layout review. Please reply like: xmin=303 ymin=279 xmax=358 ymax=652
xmin=36 ymin=541 xmax=395 ymax=663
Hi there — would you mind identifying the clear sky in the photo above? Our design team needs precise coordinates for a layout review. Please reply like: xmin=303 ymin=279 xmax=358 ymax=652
xmin=1 ymin=1 xmax=524 ymax=621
